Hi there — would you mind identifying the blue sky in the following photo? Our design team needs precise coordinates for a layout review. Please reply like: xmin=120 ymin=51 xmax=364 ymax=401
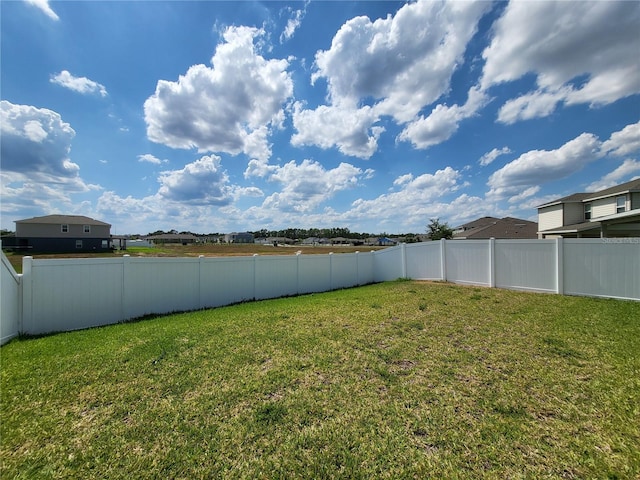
xmin=2 ymin=0 xmax=639 ymax=235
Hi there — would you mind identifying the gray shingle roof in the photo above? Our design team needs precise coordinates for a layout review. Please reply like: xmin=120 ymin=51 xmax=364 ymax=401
xmin=15 ymin=215 xmax=111 ymax=227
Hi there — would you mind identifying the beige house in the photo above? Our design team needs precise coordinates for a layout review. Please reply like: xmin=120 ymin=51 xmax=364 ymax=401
xmin=10 ymin=215 xmax=112 ymax=252
xmin=537 ymin=179 xmax=640 ymax=238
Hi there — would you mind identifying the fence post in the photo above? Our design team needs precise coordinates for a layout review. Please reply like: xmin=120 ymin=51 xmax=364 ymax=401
xmin=355 ymin=251 xmax=359 ymax=285
xmin=401 ymin=243 xmax=407 ymax=279
xmin=122 ymin=255 xmax=130 ymax=321
xmin=440 ymin=238 xmax=447 ymax=281
xmin=556 ymin=238 xmax=564 ymax=295
xmin=489 ymin=238 xmax=496 ymax=288
xmin=21 ymin=256 xmax=33 ymax=335
xmin=199 ymin=255 xmax=205 ymax=309
xmin=296 ymin=251 xmax=301 ymax=294
xmin=253 ymin=254 xmax=258 ymax=300
xmin=329 ymin=252 xmax=333 ymax=290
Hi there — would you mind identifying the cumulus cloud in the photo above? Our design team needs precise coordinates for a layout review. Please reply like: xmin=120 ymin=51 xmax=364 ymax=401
xmin=1 ymin=100 xmax=81 ymax=180
xmin=601 ymin=120 xmax=640 ymax=157
xmin=293 ymin=0 xmax=490 ymax=157
xmin=24 ymin=0 xmax=59 ymax=21
xmin=487 ymin=133 xmax=602 ymax=200
xmin=479 ymin=146 xmax=512 ymax=167
xmin=587 ymin=159 xmax=640 ymax=192
xmin=261 ymin=159 xmax=366 ymax=213
xmin=144 ymin=26 xmax=293 ymax=161
xmin=157 ymin=155 xmax=232 ymax=205
xmin=291 ymin=103 xmax=384 ymax=159
xmin=0 ymin=101 xmax=98 ymax=221
xmin=50 ymin=70 xmax=108 ymax=97
xmin=482 ymin=1 xmax=640 ymax=122
xmin=348 ymin=167 xmax=465 ymax=227
xmin=398 ymin=87 xmax=488 ymax=149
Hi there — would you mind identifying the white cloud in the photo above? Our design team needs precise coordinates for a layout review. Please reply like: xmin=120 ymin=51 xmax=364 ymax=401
xmin=293 ymin=0 xmax=490 ymax=157
xmin=157 ymin=155 xmax=232 ymax=206
xmin=50 ymin=70 xmax=108 ymax=97
xmin=1 ymin=100 xmax=79 ymax=179
xmin=0 ymin=101 xmax=100 ymax=222
xmin=348 ymin=167 xmax=465 ymax=227
xmin=144 ymin=26 xmax=293 ymax=162
xmin=24 ymin=0 xmax=59 ymax=21
xmin=398 ymin=87 xmax=488 ymax=149
xmin=479 ymin=146 xmax=512 ymax=167
xmin=314 ymin=1 xmax=490 ymax=122
xmin=137 ymin=154 xmax=167 ymax=165
xmin=587 ymin=159 xmax=640 ymax=192
xmin=291 ymin=102 xmax=384 ymax=159
xmin=280 ymin=1 xmax=309 ymax=43
xmin=482 ymin=1 xmax=640 ymax=121
xmin=262 ymin=159 xmax=366 ymax=213
xmin=601 ymin=120 xmax=640 ymax=157
xmin=487 ymin=132 xmax=602 ymax=200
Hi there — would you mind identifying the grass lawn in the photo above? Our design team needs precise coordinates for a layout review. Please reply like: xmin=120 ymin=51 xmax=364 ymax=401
xmin=1 ymin=281 xmax=639 ymax=479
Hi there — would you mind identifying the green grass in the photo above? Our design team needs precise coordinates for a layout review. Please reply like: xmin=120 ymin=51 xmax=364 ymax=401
xmin=2 ymin=281 xmax=639 ymax=479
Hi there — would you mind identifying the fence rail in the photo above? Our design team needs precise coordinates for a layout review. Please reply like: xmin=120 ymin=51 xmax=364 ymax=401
xmin=1 ymin=238 xmax=638 ymax=343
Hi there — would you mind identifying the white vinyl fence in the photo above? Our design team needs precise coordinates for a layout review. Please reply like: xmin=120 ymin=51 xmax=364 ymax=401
xmin=1 ymin=238 xmax=638 ymax=343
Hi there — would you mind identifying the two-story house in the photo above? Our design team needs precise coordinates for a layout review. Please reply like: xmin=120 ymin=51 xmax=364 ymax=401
xmin=9 ymin=215 xmax=112 ymax=253
xmin=537 ymin=179 xmax=640 ymax=238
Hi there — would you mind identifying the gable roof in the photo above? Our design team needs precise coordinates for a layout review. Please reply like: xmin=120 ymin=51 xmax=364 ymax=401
xmin=15 ymin=215 xmax=111 ymax=227
xmin=454 ymin=216 xmax=500 ymax=231
xmin=454 ymin=217 xmax=538 ymax=239
xmin=582 ymin=178 xmax=640 ymax=202
xmin=538 ymin=178 xmax=640 ymax=209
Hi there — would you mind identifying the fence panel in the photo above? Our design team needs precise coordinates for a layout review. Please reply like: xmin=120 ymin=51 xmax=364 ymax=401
xmin=405 ymin=242 xmax=442 ymax=280
xmin=254 ymin=255 xmax=298 ymax=300
xmin=26 ymin=258 xmax=124 ymax=335
xmin=330 ymin=253 xmax=358 ymax=289
xmin=563 ymin=239 xmax=640 ymax=300
xmin=1 ymin=248 xmax=20 ymax=344
xmin=445 ymin=240 xmax=491 ymax=286
xmin=123 ymin=257 xmax=200 ymax=320
xmin=494 ymin=240 xmax=557 ymax=292
xmin=357 ymin=251 xmax=375 ymax=285
xmin=298 ymin=255 xmax=331 ymax=294
xmin=373 ymin=245 xmax=403 ymax=282
xmin=200 ymin=256 xmax=255 ymax=308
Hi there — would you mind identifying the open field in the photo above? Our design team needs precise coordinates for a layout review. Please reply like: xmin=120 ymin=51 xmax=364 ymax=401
xmin=2 ymin=281 xmax=639 ymax=479
xmin=4 ymin=243 xmax=386 ymax=274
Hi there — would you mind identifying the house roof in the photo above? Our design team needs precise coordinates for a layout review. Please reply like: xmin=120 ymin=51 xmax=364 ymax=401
xmin=454 ymin=216 xmax=500 ymax=231
xmin=538 ymin=178 xmax=640 ymax=209
xmin=15 ymin=214 xmax=111 ymax=227
xmin=537 ymin=193 xmax=591 ymax=209
xmin=582 ymin=178 xmax=640 ymax=202
xmin=454 ymin=217 xmax=538 ymax=239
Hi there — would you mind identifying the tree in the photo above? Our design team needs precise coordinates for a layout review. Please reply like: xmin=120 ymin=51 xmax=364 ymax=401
xmin=426 ymin=218 xmax=453 ymax=240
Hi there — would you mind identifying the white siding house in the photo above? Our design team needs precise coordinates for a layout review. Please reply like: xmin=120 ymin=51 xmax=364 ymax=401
xmin=538 ymin=179 xmax=640 ymax=238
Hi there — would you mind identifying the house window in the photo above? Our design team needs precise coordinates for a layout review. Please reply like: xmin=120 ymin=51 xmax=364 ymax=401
xmin=61 ymin=224 xmax=69 ymax=233
xmin=76 ymin=240 xmax=83 ymax=249
xmin=616 ymin=196 xmax=626 ymax=213
xmin=584 ymin=203 xmax=591 ymax=221
xmin=101 ymin=240 xmax=109 ymax=248
xmin=84 ymin=225 xmax=91 ymax=233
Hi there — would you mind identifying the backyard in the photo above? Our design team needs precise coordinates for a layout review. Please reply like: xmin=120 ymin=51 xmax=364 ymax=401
xmin=1 ymin=281 xmax=639 ymax=479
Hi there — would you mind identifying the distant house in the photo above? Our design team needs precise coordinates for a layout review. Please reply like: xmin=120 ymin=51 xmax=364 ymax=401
xmin=537 ymin=179 xmax=640 ymax=238
xmin=453 ymin=217 xmax=538 ymax=239
xmin=8 ymin=215 xmax=112 ymax=253
xmin=224 ymin=232 xmax=255 ymax=243
xmin=145 ymin=233 xmax=199 ymax=245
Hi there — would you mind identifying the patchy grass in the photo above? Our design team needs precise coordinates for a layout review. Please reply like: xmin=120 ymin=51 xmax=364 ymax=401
xmin=1 ymin=281 xmax=639 ymax=479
